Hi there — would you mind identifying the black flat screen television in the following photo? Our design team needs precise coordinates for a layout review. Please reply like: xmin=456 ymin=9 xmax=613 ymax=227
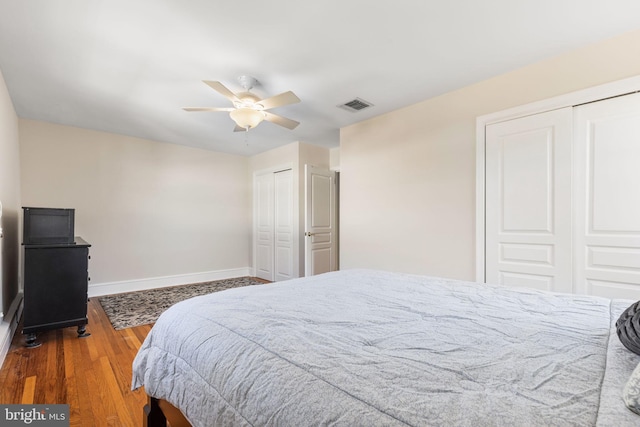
xmin=23 ymin=207 xmax=75 ymax=245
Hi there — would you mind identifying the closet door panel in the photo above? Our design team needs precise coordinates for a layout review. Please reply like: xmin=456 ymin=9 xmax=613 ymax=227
xmin=274 ymin=169 xmax=294 ymax=281
xmin=574 ymin=92 xmax=640 ymax=299
xmin=255 ymin=173 xmax=274 ymax=281
xmin=485 ymin=108 xmax=573 ymax=292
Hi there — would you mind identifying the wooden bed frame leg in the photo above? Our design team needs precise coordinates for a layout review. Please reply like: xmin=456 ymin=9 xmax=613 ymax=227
xmin=143 ymin=396 xmax=167 ymax=427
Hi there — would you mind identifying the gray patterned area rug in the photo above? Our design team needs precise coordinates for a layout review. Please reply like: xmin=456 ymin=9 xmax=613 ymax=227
xmin=98 ymin=277 xmax=265 ymax=330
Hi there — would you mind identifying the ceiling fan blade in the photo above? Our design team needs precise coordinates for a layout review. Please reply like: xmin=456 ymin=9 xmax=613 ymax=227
xmin=183 ymin=107 xmax=234 ymax=112
xmin=257 ymin=91 xmax=300 ymax=110
xmin=203 ymin=80 xmax=240 ymax=103
xmin=263 ymin=111 xmax=300 ymax=130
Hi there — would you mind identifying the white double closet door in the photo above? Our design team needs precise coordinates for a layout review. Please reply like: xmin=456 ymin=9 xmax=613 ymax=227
xmin=485 ymin=92 xmax=640 ymax=299
xmin=255 ymin=169 xmax=295 ymax=282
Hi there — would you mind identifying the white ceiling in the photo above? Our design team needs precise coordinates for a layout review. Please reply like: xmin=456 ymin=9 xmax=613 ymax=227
xmin=1 ymin=1 xmax=639 ymax=156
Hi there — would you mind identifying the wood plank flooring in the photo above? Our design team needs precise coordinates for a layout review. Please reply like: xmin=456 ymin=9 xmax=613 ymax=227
xmin=0 ymin=297 xmax=154 ymax=426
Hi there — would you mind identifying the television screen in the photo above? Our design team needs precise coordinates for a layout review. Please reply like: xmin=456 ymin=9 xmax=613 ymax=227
xmin=23 ymin=207 xmax=75 ymax=245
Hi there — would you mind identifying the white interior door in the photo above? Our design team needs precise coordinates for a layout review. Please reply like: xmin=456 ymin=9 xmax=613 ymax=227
xmin=255 ymin=173 xmax=274 ymax=281
xmin=573 ymin=92 xmax=640 ymax=299
xmin=304 ymin=165 xmax=336 ymax=276
xmin=485 ymin=108 xmax=573 ymax=292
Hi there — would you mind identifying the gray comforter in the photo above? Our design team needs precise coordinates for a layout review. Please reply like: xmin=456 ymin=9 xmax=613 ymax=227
xmin=132 ymin=269 xmax=640 ymax=426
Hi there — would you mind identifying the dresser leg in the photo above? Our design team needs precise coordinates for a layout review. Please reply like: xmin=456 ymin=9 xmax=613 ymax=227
xmin=77 ymin=324 xmax=91 ymax=338
xmin=24 ymin=333 xmax=41 ymax=348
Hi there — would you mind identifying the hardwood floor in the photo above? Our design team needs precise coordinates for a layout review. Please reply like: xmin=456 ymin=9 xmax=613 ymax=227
xmin=0 ymin=297 xmax=153 ymax=426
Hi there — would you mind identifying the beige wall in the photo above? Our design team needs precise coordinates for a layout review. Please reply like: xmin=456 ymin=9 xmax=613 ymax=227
xmin=0 ymin=69 xmax=20 ymax=316
xmin=329 ymin=147 xmax=340 ymax=171
xmin=249 ymin=142 xmax=299 ymax=172
xmin=340 ymin=29 xmax=640 ymax=281
xmin=20 ymin=120 xmax=251 ymax=291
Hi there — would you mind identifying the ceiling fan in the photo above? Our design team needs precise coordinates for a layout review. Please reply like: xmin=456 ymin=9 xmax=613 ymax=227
xmin=184 ymin=76 xmax=300 ymax=132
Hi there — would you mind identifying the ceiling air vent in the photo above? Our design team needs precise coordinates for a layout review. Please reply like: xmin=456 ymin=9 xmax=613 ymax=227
xmin=338 ymin=98 xmax=374 ymax=112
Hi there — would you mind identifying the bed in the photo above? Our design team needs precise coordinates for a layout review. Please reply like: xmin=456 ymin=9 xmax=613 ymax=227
xmin=132 ymin=269 xmax=640 ymax=426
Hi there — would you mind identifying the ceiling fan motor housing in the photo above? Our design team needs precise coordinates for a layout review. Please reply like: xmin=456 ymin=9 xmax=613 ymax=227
xmin=234 ymin=92 xmax=263 ymax=109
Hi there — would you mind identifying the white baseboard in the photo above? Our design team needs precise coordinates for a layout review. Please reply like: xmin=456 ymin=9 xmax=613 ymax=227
xmin=0 ymin=293 xmax=24 ymax=369
xmin=88 ymin=267 xmax=254 ymax=298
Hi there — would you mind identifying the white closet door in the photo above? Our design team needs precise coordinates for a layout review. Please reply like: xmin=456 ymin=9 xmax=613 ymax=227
xmin=255 ymin=169 xmax=295 ymax=282
xmin=274 ymin=169 xmax=294 ymax=281
xmin=255 ymin=173 xmax=274 ymax=281
xmin=573 ymin=92 xmax=640 ymax=299
xmin=485 ymin=108 xmax=573 ymax=292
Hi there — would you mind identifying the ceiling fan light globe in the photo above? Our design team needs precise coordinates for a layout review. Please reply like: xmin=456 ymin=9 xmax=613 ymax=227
xmin=230 ymin=108 xmax=265 ymax=130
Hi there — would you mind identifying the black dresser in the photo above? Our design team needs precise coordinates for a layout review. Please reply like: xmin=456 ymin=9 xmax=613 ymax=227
xmin=22 ymin=237 xmax=91 ymax=347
